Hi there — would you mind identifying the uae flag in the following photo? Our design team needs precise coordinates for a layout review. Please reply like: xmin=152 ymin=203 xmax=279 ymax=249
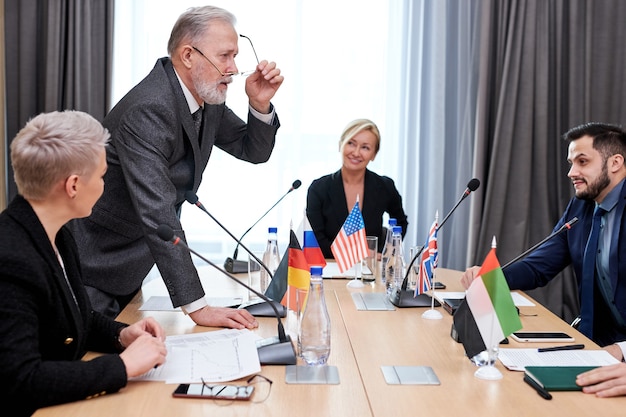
xmin=454 ymin=237 xmax=522 ymax=357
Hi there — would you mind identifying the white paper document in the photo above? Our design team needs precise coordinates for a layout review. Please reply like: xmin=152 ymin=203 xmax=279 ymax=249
xmin=322 ymin=262 xmax=371 ymax=278
xmin=131 ymin=329 xmax=262 ymax=383
xmin=498 ymin=348 xmax=620 ymax=371
xmin=432 ymin=291 xmax=535 ymax=307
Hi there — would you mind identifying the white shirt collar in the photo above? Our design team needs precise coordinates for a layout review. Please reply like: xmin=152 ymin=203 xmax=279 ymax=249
xmin=173 ymin=68 xmax=202 ymax=114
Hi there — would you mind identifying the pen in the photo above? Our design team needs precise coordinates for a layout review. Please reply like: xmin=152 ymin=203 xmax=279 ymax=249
xmin=537 ymin=343 xmax=585 ymax=352
xmin=523 ymin=375 xmax=552 ymax=400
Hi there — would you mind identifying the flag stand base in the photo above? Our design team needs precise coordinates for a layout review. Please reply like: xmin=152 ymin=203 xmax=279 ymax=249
xmin=421 ymin=309 xmax=443 ymax=320
xmin=346 ymin=278 xmax=365 ymax=288
xmin=474 ymin=365 xmax=502 ymax=380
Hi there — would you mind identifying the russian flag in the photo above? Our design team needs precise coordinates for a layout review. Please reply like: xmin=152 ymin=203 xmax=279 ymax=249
xmin=296 ymin=212 xmax=327 ymax=268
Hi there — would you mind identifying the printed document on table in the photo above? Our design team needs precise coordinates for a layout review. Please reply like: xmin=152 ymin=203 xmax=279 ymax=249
xmin=432 ymin=291 xmax=535 ymax=307
xmin=322 ymin=262 xmax=371 ymax=278
xmin=498 ymin=348 xmax=619 ymax=371
xmin=131 ymin=329 xmax=262 ymax=383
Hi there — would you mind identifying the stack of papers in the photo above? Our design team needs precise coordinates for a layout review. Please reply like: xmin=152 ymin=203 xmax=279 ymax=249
xmin=131 ymin=329 xmax=262 ymax=383
xmin=498 ymin=348 xmax=619 ymax=371
xmin=322 ymin=262 xmax=371 ymax=278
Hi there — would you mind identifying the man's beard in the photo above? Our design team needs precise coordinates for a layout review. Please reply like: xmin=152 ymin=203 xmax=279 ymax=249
xmin=192 ymin=68 xmax=228 ymax=105
xmin=575 ymin=163 xmax=610 ymax=201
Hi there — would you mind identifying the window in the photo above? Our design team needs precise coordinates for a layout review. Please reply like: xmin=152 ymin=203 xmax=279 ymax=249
xmin=113 ymin=0 xmax=401 ymax=263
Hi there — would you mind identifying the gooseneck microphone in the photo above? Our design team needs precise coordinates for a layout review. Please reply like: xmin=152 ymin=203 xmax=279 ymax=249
xmin=501 ymin=217 xmax=579 ymax=269
xmin=184 ymin=191 xmax=273 ymax=279
xmin=156 ymin=224 xmax=297 ymax=366
xmin=225 ymin=179 xmax=302 ymax=273
xmin=184 ymin=191 xmax=285 ymax=318
xmin=390 ymin=178 xmax=481 ymax=308
xmin=401 ymin=177 xmax=481 ymax=285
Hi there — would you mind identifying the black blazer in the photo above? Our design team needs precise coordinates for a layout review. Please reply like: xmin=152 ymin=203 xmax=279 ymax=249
xmin=306 ymin=169 xmax=409 ymax=258
xmin=0 ymin=196 xmax=128 ymax=417
xmin=70 ymin=57 xmax=280 ymax=307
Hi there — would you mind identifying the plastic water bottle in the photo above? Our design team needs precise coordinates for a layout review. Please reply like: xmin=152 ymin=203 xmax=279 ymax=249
xmin=260 ymin=227 xmax=281 ymax=293
xmin=299 ymin=266 xmax=331 ymax=366
xmin=384 ymin=226 xmax=404 ymax=295
xmin=380 ymin=218 xmax=397 ymax=287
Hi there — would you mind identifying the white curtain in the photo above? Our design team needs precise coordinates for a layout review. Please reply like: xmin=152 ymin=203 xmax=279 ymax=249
xmin=391 ymin=0 xmax=480 ymax=270
xmin=112 ymin=0 xmax=479 ymax=269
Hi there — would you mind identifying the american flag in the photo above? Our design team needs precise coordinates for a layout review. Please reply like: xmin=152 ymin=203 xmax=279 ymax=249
xmin=331 ymin=201 xmax=368 ymax=273
xmin=415 ymin=218 xmax=438 ymax=296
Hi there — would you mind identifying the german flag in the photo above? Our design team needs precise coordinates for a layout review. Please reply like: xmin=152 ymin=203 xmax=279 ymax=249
xmin=265 ymin=230 xmax=310 ymax=312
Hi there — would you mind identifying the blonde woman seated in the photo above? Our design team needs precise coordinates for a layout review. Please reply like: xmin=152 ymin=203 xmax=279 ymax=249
xmin=306 ymin=118 xmax=408 ymax=258
xmin=0 ymin=111 xmax=167 ymax=416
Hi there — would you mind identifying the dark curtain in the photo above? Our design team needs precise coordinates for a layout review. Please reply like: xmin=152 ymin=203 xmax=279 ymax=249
xmin=4 ymin=0 xmax=113 ymax=201
xmin=470 ymin=0 xmax=626 ymax=322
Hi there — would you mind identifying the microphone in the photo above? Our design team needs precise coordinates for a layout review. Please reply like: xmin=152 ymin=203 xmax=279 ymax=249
xmin=156 ymin=224 xmax=297 ymax=366
xmin=226 ymin=179 xmax=302 ymax=273
xmin=390 ymin=178 xmax=481 ymax=308
xmin=184 ymin=191 xmax=284 ymax=318
xmin=501 ymin=217 xmax=579 ymax=269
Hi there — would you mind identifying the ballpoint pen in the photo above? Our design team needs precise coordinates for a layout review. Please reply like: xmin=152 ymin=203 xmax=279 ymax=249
xmin=523 ymin=375 xmax=552 ymax=400
xmin=537 ymin=343 xmax=585 ymax=353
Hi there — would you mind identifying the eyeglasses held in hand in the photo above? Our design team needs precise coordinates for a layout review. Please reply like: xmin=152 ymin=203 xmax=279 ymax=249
xmin=192 ymin=34 xmax=260 ymax=77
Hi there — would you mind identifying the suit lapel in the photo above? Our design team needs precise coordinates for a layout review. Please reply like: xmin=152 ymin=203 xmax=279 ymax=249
xmin=10 ymin=198 xmax=84 ymax=334
xmin=610 ymin=186 xmax=626 ymax=293
xmin=331 ymin=171 xmax=349 ymax=220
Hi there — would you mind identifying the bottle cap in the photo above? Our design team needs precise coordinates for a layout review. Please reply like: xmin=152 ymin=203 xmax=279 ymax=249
xmin=310 ymin=266 xmax=323 ymax=276
xmin=268 ymin=227 xmax=278 ymax=233
xmin=392 ymin=226 xmax=402 ymax=234
xmin=389 ymin=218 xmax=397 ymax=226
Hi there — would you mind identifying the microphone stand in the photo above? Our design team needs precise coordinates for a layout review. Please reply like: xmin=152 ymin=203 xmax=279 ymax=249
xmin=501 ymin=217 xmax=579 ymax=269
xmin=226 ymin=180 xmax=301 ymax=273
xmin=184 ymin=192 xmax=285 ymax=318
xmin=184 ymin=192 xmax=273 ymax=279
xmin=390 ymin=179 xmax=479 ymax=308
xmin=156 ymin=225 xmax=297 ymax=366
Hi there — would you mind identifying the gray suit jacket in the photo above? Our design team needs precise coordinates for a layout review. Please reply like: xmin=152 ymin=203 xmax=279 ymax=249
xmin=71 ymin=58 xmax=279 ymax=307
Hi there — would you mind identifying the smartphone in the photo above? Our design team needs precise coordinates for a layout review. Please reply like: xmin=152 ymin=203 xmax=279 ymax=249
xmin=173 ymin=383 xmax=254 ymax=400
xmin=433 ymin=281 xmax=447 ymax=290
xmin=510 ymin=331 xmax=574 ymax=343
xmin=442 ymin=298 xmax=464 ymax=315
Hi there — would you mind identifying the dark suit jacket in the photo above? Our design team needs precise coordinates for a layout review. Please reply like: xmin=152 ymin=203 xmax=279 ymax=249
xmin=0 ymin=196 xmax=128 ymax=417
xmin=70 ymin=57 xmax=279 ymax=307
xmin=306 ymin=169 xmax=409 ymax=258
xmin=505 ymin=184 xmax=626 ymax=346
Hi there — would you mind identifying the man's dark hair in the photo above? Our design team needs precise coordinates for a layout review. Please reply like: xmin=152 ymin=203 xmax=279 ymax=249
xmin=563 ymin=122 xmax=626 ymax=160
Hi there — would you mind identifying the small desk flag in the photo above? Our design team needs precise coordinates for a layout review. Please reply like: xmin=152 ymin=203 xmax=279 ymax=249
xmin=331 ymin=201 xmax=368 ymax=273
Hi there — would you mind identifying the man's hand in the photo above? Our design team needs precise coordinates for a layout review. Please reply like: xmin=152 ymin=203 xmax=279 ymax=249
xmin=605 ymin=344 xmax=624 ymax=361
xmin=189 ymin=305 xmax=259 ymax=329
xmin=460 ymin=265 xmax=481 ymax=289
xmin=577 ymin=363 xmax=626 ymax=397
xmin=245 ymin=60 xmax=284 ymax=113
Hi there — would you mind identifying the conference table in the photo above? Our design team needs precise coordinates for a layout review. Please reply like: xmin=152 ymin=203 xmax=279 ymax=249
xmin=34 ymin=265 xmax=624 ymax=416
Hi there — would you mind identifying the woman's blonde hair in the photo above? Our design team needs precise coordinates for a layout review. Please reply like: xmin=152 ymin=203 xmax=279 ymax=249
xmin=11 ymin=110 xmax=110 ymax=200
xmin=338 ymin=118 xmax=381 ymax=154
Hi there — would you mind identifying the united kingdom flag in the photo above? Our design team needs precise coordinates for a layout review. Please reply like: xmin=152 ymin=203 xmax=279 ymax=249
xmin=415 ymin=216 xmax=438 ymax=296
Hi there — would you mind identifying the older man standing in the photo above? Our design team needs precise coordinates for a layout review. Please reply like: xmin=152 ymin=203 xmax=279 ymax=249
xmin=71 ymin=5 xmax=283 ymax=328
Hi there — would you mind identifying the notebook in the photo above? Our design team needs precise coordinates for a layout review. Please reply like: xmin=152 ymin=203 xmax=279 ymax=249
xmin=524 ymin=366 xmax=598 ymax=391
